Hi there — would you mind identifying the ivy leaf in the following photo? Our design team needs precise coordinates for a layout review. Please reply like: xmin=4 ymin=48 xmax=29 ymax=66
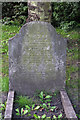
xmin=0 ymin=107 xmax=4 ymax=110
xmin=48 ymin=103 xmax=50 ymax=106
xmin=50 ymin=106 xmax=56 ymax=111
xmin=51 ymin=106 xmax=56 ymax=109
xmin=1 ymin=104 xmax=5 ymax=107
xmin=25 ymin=105 xmax=30 ymax=109
xmin=45 ymin=99 xmax=51 ymax=102
xmin=39 ymin=91 xmax=43 ymax=99
xmin=16 ymin=108 xmax=19 ymax=113
xmin=23 ymin=110 xmax=28 ymax=115
xmin=32 ymin=104 xmax=35 ymax=110
xmin=38 ymin=115 xmax=40 ymax=118
xmin=45 ymin=95 xmax=52 ymax=99
xmin=21 ymin=108 xmax=23 ymax=114
xmin=34 ymin=105 xmax=40 ymax=110
xmin=42 ymin=103 xmax=47 ymax=109
xmin=58 ymin=113 xmax=62 ymax=118
xmin=16 ymin=113 xmax=20 ymax=116
xmin=40 ymin=99 xmax=43 ymax=102
xmin=33 ymin=114 xmax=38 ymax=118
xmin=53 ymin=115 xmax=57 ymax=119
xmin=41 ymin=114 xmax=46 ymax=119
xmin=47 ymin=116 xmax=51 ymax=118
xmin=50 ymin=109 xmax=54 ymax=111
xmin=39 ymin=108 xmax=44 ymax=111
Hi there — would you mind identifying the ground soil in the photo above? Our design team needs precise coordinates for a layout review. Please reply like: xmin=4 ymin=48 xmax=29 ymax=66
xmin=12 ymin=92 xmax=67 ymax=120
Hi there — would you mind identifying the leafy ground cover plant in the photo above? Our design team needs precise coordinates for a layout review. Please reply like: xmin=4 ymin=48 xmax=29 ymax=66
xmin=0 ymin=102 xmax=6 ymax=119
xmin=13 ymin=91 xmax=66 ymax=119
xmin=15 ymin=95 xmax=34 ymax=108
xmin=0 ymin=102 xmax=6 ymax=111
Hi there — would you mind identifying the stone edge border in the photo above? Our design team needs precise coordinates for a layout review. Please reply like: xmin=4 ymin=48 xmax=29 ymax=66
xmin=60 ymin=90 xmax=78 ymax=119
xmin=4 ymin=91 xmax=14 ymax=120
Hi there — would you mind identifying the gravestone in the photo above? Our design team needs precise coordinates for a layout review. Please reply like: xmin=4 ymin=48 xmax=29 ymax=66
xmin=9 ymin=21 xmax=66 ymax=95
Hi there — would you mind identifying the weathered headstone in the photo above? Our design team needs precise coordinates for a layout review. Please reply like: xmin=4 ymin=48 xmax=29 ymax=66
xmin=9 ymin=21 xmax=66 ymax=95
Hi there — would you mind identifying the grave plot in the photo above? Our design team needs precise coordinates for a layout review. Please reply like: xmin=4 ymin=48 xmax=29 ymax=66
xmin=4 ymin=90 xmax=77 ymax=120
xmin=3 ymin=22 xmax=77 ymax=119
xmin=12 ymin=91 xmax=66 ymax=119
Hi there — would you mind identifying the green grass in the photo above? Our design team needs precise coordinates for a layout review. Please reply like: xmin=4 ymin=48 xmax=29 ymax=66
xmin=1 ymin=25 xmax=21 ymax=54
xmin=56 ymin=28 xmax=80 ymax=40
xmin=15 ymin=95 xmax=34 ymax=108
xmin=1 ymin=25 xmax=21 ymax=92
xmin=1 ymin=76 xmax=9 ymax=92
xmin=56 ymin=27 xmax=79 ymax=115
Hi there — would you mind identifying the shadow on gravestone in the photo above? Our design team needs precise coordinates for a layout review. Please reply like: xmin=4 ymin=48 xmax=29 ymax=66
xmin=9 ymin=21 xmax=67 ymax=96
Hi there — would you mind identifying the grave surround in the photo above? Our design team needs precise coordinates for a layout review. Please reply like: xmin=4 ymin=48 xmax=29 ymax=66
xmin=9 ymin=21 xmax=67 ymax=95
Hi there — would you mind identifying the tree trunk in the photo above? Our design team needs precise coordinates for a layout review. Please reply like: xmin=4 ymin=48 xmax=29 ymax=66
xmin=27 ymin=1 xmax=52 ymax=23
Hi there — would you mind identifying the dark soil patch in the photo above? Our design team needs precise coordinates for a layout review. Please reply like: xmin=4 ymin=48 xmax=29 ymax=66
xmin=12 ymin=92 xmax=67 ymax=120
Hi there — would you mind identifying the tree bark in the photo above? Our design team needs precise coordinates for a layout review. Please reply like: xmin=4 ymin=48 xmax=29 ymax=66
xmin=27 ymin=1 xmax=52 ymax=23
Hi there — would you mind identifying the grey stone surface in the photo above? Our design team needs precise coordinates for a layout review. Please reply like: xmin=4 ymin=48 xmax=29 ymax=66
xmin=60 ymin=90 xmax=77 ymax=119
xmin=4 ymin=91 xmax=14 ymax=120
xmin=9 ymin=21 xmax=66 ymax=95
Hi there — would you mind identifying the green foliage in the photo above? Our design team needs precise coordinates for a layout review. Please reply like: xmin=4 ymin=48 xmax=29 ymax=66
xmin=33 ymin=114 xmax=40 ymax=119
xmin=0 ymin=102 xmax=6 ymax=120
xmin=41 ymin=114 xmax=46 ymax=119
xmin=0 ymin=102 xmax=6 ymax=111
xmin=15 ymin=96 xmax=34 ymax=108
xmin=56 ymin=27 xmax=79 ymax=117
xmin=53 ymin=115 xmax=56 ymax=119
xmin=58 ymin=113 xmax=62 ymax=118
xmin=45 ymin=95 xmax=52 ymax=99
xmin=76 ymin=114 xmax=80 ymax=119
xmin=34 ymin=105 xmax=40 ymax=110
xmin=25 ymin=105 xmax=31 ymax=110
xmin=42 ymin=103 xmax=47 ymax=109
xmin=15 ymin=91 xmax=63 ymax=119
xmin=52 ymin=2 xmax=80 ymax=29
xmin=16 ymin=108 xmax=28 ymax=116
xmin=60 ymin=21 xmax=78 ymax=31
xmin=39 ymin=91 xmax=52 ymax=103
xmin=2 ymin=2 xmax=28 ymax=25
xmin=56 ymin=28 xmax=80 ymax=40
xmin=1 ymin=76 xmax=9 ymax=92
xmin=2 ymin=25 xmax=21 ymax=55
xmin=39 ymin=91 xmax=43 ymax=99
xmin=1 ymin=25 xmax=21 ymax=92
xmin=2 ymin=2 xmax=80 ymax=29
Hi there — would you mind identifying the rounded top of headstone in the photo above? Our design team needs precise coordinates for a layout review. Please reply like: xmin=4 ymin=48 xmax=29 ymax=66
xmin=9 ymin=21 xmax=56 ymax=41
